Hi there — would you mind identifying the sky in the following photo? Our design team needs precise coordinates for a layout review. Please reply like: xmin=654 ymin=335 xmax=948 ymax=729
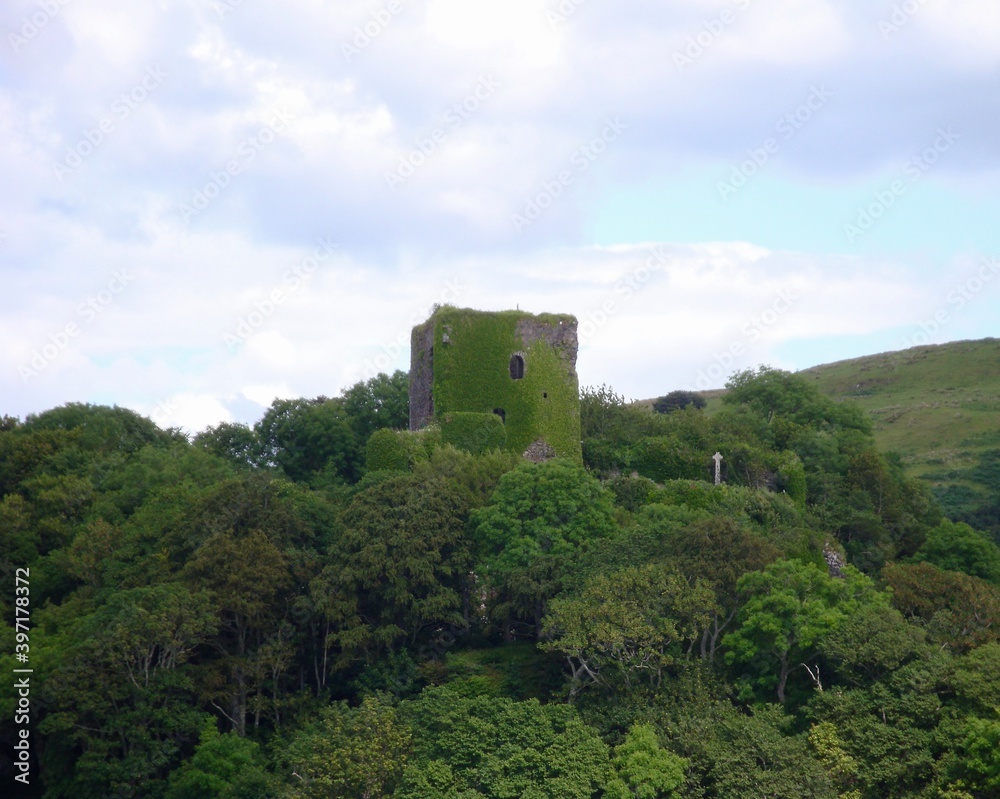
xmin=2 ymin=0 xmax=999 ymax=434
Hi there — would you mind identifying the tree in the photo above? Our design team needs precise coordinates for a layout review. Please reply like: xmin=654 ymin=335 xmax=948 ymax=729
xmin=666 ymin=702 xmax=837 ymax=799
xmin=808 ymin=722 xmax=861 ymax=799
xmin=284 ymin=696 xmax=411 ymax=799
xmin=193 ymin=423 xmax=260 ymax=470
xmin=166 ymin=719 xmax=272 ymax=799
xmin=397 ymin=687 xmax=615 ymax=799
xmin=807 ymin=654 xmax=954 ymax=799
xmin=34 ymin=587 xmax=215 ymax=798
xmin=912 ymin=519 xmax=1000 ymax=584
xmin=606 ymin=724 xmax=687 ymax=799
xmin=656 ymin=516 xmax=781 ymax=660
xmin=950 ymin=715 xmax=1000 ymax=796
xmin=254 ymin=397 xmax=360 ymax=483
xmin=411 ymin=445 xmax=521 ymax=509
xmin=98 ymin=584 xmax=218 ymax=691
xmin=723 ymin=367 xmax=869 ymax=436
xmin=473 ymin=460 xmax=618 ymax=638
xmin=542 ymin=564 xmax=716 ymax=695
xmin=579 ymin=384 xmax=663 ymax=473
xmin=185 ymin=526 xmax=294 ymax=735
xmin=20 ymin=402 xmax=181 ymax=454
xmin=653 ymin=391 xmax=706 ymax=414
xmin=724 ymin=559 xmax=889 ymax=702
xmin=882 ymin=562 xmax=1000 ymax=652
xmin=342 ymin=370 xmax=410 ymax=444
xmin=819 ymin=601 xmax=926 ymax=686
xmin=320 ymin=474 xmax=473 ymax=669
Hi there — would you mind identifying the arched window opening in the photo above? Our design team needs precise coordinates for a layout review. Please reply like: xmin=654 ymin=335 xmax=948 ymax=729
xmin=509 ymin=353 xmax=525 ymax=380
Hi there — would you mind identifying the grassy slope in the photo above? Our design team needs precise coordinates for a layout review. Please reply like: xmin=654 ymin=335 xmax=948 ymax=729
xmin=799 ymin=338 xmax=1000 ymax=480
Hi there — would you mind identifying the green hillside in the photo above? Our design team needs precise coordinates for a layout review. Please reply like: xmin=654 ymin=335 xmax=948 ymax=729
xmin=799 ymin=338 xmax=1000 ymax=539
xmin=799 ymin=338 xmax=1000 ymax=471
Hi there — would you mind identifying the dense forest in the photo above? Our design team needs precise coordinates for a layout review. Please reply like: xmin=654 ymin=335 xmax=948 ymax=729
xmin=2 ymin=366 xmax=1000 ymax=798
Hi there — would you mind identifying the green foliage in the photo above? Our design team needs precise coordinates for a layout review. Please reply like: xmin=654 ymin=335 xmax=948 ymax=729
xmin=666 ymin=702 xmax=837 ymax=798
xmin=33 ymin=587 xmax=213 ymax=798
xmin=805 ymin=654 xmax=955 ymax=799
xmin=776 ymin=450 xmax=807 ymax=505
xmin=411 ymin=444 xmax=521 ymax=508
xmin=580 ymin=384 xmax=658 ymax=445
xmin=950 ymin=643 xmax=1000 ymax=717
xmin=653 ymin=390 xmax=706 ymax=414
xmin=647 ymin=480 xmax=717 ymax=510
xmin=440 ymin=411 xmax=507 ymax=454
xmin=717 ymin=367 xmax=939 ymax=570
xmin=21 ymin=401 xmax=182 ymax=454
xmin=320 ymin=474 xmax=473 ymax=668
xmin=4 ymin=359 xmax=1000 ymax=799
xmin=606 ymin=723 xmax=687 ymax=799
xmin=166 ymin=720 xmax=272 ymax=799
xmin=606 ymin=473 xmax=658 ymax=511
xmin=342 ymin=370 xmax=410 ymax=443
xmin=474 ymin=459 xmax=618 ymax=636
xmin=912 ymin=519 xmax=1000 ymax=584
xmin=808 ymin=722 xmax=862 ymax=799
xmin=630 ymin=435 xmax=709 ymax=483
xmin=819 ymin=602 xmax=927 ymax=686
xmin=254 ymin=397 xmax=360 ymax=483
xmin=655 ymin=516 xmax=781 ymax=659
xmin=723 ymin=366 xmax=871 ymax=437
xmin=193 ymin=422 xmax=259 ymax=469
xmin=437 ymin=643 xmax=567 ymax=702
xmin=950 ymin=714 xmax=1000 ymax=796
xmin=882 ymin=562 xmax=1000 ymax=652
xmin=397 ymin=686 xmax=615 ymax=799
xmin=366 ymin=428 xmax=423 ymax=472
xmin=724 ymin=559 xmax=890 ymax=702
xmin=801 ymin=339 xmax=1000 ymax=542
xmin=542 ymin=563 xmax=717 ymax=695
xmin=283 ymin=696 xmax=411 ymax=799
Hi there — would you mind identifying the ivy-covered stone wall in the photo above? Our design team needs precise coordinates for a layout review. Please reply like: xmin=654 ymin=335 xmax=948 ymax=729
xmin=409 ymin=306 xmax=582 ymax=461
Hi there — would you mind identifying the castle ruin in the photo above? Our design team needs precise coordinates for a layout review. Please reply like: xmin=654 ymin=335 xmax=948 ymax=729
xmin=409 ymin=306 xmax=582 ymax=461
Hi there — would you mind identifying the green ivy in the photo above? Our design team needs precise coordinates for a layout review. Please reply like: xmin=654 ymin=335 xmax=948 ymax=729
xmin=440 ymin=412 xmax=507 ymax=454
xmin=365 ymin=427 xmax=437 ymax=472
xmin=422 ymin=307 xmax=582 ymax=461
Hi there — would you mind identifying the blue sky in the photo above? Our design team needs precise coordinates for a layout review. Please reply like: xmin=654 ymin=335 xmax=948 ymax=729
xmin=2 ymin=0 xmax=999 ymax=432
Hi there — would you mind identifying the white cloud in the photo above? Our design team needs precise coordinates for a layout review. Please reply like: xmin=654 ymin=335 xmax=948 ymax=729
xmin=424 ymin=0 xmax=563 ymax=68
xmin=241 ymin=383 xmax=295 ymax=408
xmin=149 ymin=392 xmax=233 ymax=435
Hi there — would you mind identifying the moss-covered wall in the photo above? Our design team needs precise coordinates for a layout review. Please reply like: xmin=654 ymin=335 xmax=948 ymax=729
xmin=409 ymin=307 xmax=581 ymax=461
xmin=441 ymin=412 xmax=507 ymax=454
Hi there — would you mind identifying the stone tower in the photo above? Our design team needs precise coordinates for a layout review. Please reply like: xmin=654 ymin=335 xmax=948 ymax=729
xmin=409 ymin=306 xmax=581 ymax=461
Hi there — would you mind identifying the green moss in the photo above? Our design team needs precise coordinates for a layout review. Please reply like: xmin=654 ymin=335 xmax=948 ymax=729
xmin=421 ymin=307 xmax=581 ymax=461
xmin=365 ymin=427 xmax=437 ymax=472
xmin=441 ymin=412 xmax=507 ymax=454
xmin=366 ymin=428 xmax=411 ymax=472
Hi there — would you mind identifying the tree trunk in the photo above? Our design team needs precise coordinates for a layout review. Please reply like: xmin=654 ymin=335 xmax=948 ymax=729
xmin=777 ymin=654 xmax=790 ymax=704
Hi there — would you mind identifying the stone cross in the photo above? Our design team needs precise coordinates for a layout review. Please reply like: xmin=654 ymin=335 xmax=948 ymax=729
xmin=712 ymin=452 xmax=723 ymax=485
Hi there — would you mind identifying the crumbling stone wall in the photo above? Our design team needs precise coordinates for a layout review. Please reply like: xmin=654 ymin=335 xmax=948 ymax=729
xmin=408 ymin=317 xmax=436 ymax=431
